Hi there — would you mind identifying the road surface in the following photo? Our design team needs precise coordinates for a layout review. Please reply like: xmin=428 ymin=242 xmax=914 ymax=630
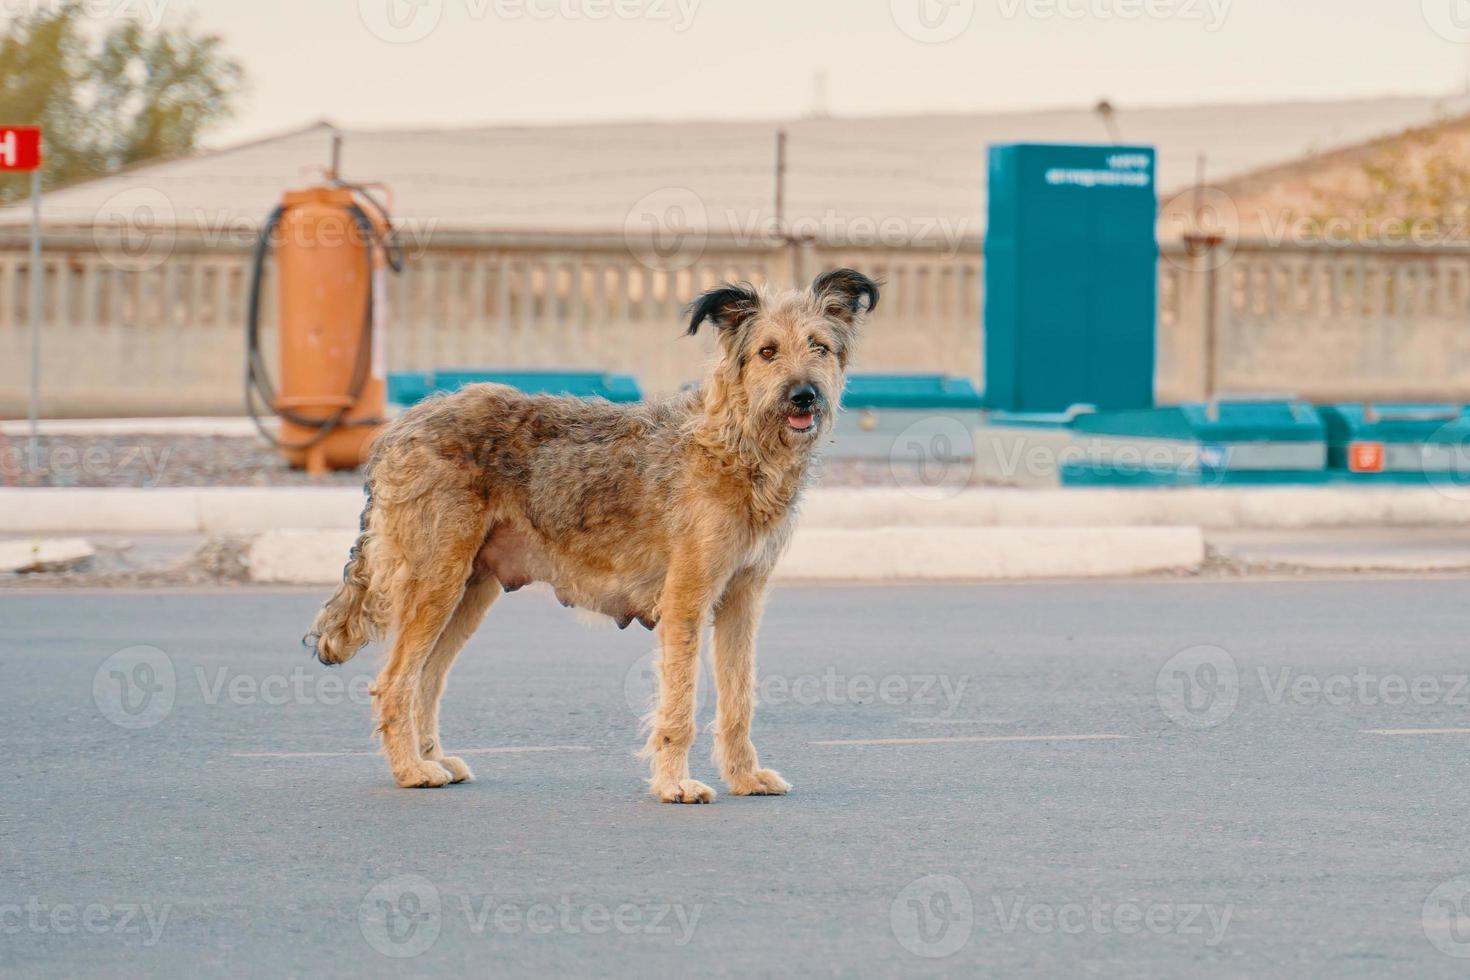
xmin=4 ymin=580 xmax=1470 ymax=977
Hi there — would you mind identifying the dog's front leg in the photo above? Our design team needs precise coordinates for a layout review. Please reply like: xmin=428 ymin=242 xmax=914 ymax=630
xmin=642 ymin=552 xmax=718 ymax=804
xmin=712 ymin=568 xmax=790 ymax=796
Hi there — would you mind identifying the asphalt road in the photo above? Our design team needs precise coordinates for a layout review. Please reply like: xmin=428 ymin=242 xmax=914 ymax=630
xmin=5 ymin=580 xmax=1470 ymax=978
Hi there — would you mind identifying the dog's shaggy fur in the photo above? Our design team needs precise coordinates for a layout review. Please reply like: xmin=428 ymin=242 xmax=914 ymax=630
xmin=305 ymin=269 xmax=878 ymax=802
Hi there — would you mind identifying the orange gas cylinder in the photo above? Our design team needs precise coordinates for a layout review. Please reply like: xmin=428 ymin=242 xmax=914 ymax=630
xmin=245 ymin=183 xmax=401 ymax=474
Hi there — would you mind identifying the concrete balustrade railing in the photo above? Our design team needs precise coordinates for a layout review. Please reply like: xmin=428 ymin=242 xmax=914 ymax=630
xmin=0 ymin=232 xmax=1466 ymax=417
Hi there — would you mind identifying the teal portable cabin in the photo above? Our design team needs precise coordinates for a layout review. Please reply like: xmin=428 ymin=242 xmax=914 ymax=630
xmin=984 ymin=144 xmax=1158 ymax=413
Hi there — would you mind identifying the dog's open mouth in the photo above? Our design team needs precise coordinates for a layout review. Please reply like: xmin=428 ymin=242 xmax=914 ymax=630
xmin=786 ymin=412 xmax=817 ymax=432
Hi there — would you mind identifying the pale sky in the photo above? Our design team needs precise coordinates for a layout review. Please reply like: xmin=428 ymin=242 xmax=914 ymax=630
xmin=99 ymin=0 xmax=1470 ymax=144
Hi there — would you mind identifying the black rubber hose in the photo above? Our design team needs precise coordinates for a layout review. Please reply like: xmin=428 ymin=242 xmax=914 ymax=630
xmin=244 ymin=202 xmax=387 ymax=451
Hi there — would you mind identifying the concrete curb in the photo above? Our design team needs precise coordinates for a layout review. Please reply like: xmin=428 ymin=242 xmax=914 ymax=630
xmin=247 ymin=526 xmax=1206 ymax=585
xmin=7 ymin=486 xmax=1470 ymax=534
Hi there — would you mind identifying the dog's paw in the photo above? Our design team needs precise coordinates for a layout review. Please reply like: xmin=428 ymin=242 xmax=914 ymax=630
xmin=440 ymin=756 xmax=475 ymax=784
xmin=726 ymin=768 xmax=791 ymax=797
xmin=394 ymin=761 xmax=453 ymax=788
xmin=652 ymin=778 xmax=716 ymax=804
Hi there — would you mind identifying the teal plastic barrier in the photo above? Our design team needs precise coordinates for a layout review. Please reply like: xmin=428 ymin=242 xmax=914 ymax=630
xmin=389 ymin=370 xmax=643 ymax=407
xmin=842 ymin=374 xmax=984 ymax=410
xmin=1319 ymin=404 xmax=1470 ymax=476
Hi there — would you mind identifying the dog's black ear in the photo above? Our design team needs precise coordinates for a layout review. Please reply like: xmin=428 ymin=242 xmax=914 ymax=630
xmin=686 ymin=282 xmax=760 ymax=336
xmin=811 ymin=268 xmax=880 ymax=323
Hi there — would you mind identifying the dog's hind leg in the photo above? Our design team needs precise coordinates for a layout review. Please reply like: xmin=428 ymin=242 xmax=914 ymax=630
xmin=414 ymin=573 xmax=502 ymax=784
xmin=374 ymin=533 xmax=483 ymax=789
xmin=712 ymin=568 xmax=789 ymax=796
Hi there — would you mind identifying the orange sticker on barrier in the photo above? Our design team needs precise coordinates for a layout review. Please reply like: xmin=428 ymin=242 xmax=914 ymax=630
xmin=1348 ymin=441 xmax=1385 ymax=473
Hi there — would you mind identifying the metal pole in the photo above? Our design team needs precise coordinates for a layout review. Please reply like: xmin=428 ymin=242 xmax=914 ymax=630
xmin=28 ymin=168 xmax=40 ymax=463
xmin=775 ymin=129 xmax=791 ymax=284
xmin=774 ymin=129 xmax=786 ymax=235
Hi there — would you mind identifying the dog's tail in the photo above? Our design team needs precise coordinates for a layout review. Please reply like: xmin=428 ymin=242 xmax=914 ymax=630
xmin=304 ymin=484 xmax=385 ymax=665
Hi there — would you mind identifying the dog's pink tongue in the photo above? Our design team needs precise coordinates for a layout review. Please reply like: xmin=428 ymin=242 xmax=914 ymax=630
xmin=787 ymin=413 xmax=815 ymax=430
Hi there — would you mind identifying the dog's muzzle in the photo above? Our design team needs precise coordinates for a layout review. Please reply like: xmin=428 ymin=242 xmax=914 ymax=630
xmin=786 ymin=383 xmax=819 ymax=433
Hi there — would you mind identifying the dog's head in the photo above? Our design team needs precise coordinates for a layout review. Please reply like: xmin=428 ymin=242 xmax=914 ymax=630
xmin=686 ymin=269 xmax=879 ymax=447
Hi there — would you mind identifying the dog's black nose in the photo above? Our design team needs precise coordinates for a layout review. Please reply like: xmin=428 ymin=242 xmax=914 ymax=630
xmin=788 ymin=383 xmax=817 ymax=410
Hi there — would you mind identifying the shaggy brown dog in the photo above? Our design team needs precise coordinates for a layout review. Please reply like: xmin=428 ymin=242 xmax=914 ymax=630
xmin=305 ymin=269 xmax=878 ymax=802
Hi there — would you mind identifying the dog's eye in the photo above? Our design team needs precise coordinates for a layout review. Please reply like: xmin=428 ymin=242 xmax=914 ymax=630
xmin=810 ymin=341 xmax=830 ymax=357
xmin=758 ymin=346 xmax=777 ymax=361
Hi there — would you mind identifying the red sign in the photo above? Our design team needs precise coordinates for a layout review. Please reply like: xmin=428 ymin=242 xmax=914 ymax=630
xmin=1348 ymin=441 xmax=1385 ymax=474
xmin=0 ymin=126 xmax=42 ymax=172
